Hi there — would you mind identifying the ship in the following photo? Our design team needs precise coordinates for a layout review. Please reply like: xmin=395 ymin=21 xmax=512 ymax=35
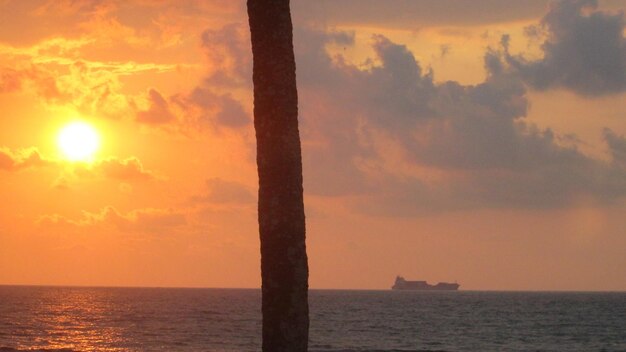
xmin=392 ymin=276 xmax=459 ymax=291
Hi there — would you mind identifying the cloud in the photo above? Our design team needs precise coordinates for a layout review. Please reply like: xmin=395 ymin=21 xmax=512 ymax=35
xmin=184 ymin=88 xmax=250 ymax=128
xmin=0 ymin=18 xmax=245 ymax=131
xmin=38 ymin=206 xmax=187 ymax=235
xmin=505 ymin=0 xmax=626 ymax=96
xmin=5 ymin=2 xmax=623 ymax=217
xmin=157 ymin=84 xmax=251 ymax=132
xmin=0 ymin=59 xmax=132 ymax=118
xmin=136 ymin=23 xmax=255 ymax=132
xmin=134 ymin=86 xmax=251 ymax=130
xmin=32 ymin=1 xmax=150 ymax=48
xmin=136 ymin=88 xmax=176 ymax=124
xmin=133 ymin=85 xmax=250 ymax=131
xmin=75 ymin=157 xmax=157 ymax=181
xmin=0 ymin=148 xmax=51 ymax=171
xmin=0 ymin=68 xmax=22 ymax=93
xmin=190 ymin=178 xmax=254 ymax=204
xmin=604 ymin=128 xmax=626 ymax=167
xmin=50 ymin=60 xmax=132 ymax=117
xmin=32 ymin=0 xmax=108 ymax=17
xmin=289 ymin=26 xmax=626 ymax=213
xmin=0 ymin=146 xmax=156 ymax=183
xmin=200 ymin=23 xmax=251 ymax=87
xmin=0 ymin=144 xmax=158 ymax=189
xmin=0 ymin=29 xmax=182 ymax=120
xmin=0 ymin=65 xmax=63 ymax=101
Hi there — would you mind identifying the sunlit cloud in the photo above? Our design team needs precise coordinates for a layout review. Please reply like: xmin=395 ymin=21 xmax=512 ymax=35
xmin=32 ymin=0 xmax=110 ymax=17
xmin=0 ymin=146 xmax=158 ymax=184
xmin=38 ymin=206 xmax=187 ymax=236
xmin=0 ymin=147 xmax=51 ymax=171
xmin=74 ymin=156 xmax=159 ymax=181
xmin=0 ymin=35 xmax=191 ymax=121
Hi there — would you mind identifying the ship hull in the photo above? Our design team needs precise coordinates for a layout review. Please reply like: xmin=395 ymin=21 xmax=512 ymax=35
xmin=391 ymin=285 xmax=459 ymax=291
xmin=392 ymin=276 xmax=459 ymax=291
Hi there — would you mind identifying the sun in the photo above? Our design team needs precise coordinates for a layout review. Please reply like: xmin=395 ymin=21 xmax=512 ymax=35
xmin=57 ymin=121 xmax=100 ymax=162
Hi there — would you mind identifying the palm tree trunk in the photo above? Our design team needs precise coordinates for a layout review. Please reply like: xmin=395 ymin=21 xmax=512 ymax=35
xmin=247 ymin=0 xmax=309 ymax=351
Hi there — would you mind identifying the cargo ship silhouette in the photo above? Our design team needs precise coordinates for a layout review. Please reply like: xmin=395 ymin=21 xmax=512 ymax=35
xmin=392 ymin=276 xmax=459 ymax=291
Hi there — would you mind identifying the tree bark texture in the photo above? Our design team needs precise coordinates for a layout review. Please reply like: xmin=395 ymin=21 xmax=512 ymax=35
xmin=247 ymin=1 xmax=309 ymax=351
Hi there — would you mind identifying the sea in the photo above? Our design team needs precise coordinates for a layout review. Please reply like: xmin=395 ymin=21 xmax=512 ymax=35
xmin=0 ymin=286 xmax=624 ymax=352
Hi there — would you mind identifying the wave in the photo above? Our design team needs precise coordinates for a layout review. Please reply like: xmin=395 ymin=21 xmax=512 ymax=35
xmin=0 ymin=348 xmax=78 ymax=352
xmin=309 ymin=350 xmax=447 ymax=352
xmin=2 ymin=349 xmax=444 ymax=352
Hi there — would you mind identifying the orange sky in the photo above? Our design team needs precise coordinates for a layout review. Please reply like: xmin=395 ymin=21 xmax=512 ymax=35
xmin=1 ymin=0 xmax=626 ymax=291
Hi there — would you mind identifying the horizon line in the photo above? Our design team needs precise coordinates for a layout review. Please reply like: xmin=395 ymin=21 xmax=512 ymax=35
xmin=0 ymin=283 xmax=624 ymax=293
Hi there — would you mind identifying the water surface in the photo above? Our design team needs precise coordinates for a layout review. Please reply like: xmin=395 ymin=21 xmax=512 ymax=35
xmin=0 ymin=286 xmax=624 ymax=351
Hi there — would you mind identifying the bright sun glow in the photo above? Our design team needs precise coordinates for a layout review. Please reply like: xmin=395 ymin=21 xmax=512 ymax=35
xmin=57 ymin=121 xmax=100 ymax=161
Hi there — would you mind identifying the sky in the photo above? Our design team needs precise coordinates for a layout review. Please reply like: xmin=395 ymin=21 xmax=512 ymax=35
xmin=1 ymin=0 xmax=626 ymax=291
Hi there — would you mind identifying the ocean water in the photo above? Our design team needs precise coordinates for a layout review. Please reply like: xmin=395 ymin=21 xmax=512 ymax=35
xmin=0 ymin=286 xmax=624 ymax=352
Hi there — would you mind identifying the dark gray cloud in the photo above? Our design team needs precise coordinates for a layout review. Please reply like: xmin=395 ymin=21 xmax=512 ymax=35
xmin=293 ymin=26 xmax=626 ymax=214
xmin=200 ymin=23 xmax=251 ymax=87
xmin=187 ymin=88 xmax=249 ymax=128
xmin=604 ymin=128 xmax=626 ymax=167
xmin=133 ymin=83 xmax=250 ymax=131
xmin=505 ymin=0 xmax=626 ymax=96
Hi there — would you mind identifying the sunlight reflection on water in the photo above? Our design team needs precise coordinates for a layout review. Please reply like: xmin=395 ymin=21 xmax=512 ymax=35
xmin=13 ymin=287 xmax=127 ymax=351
